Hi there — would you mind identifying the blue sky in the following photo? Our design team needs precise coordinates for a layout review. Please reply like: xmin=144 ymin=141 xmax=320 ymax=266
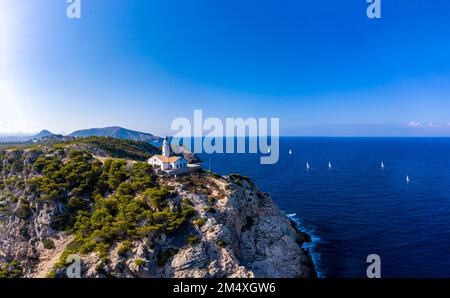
xmin=1 ymin=0 xmax=450 ymax=136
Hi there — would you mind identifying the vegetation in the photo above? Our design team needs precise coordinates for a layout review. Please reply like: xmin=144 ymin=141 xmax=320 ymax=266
xmin=193 ymin=218 xmax=206 ymax=228
xmin=228 ymin=174 xmax=251 ymax=182
xmin=16 ymin=199 xmax=32 ymax=219
xmin=134 ymin=258 xmax=146 ymax=267
xmin=157 ymin=248 xmax=179 ymax=267
xmin=117 ymin=241 xmax=133 ymax=257
xmin=0 ymin=142 xmax=199 ymax=273
xmin=72 ymin=186 xmax=192 ymax=260
xmin=228 ymin=173 xmax=252 ymax=187
xmin=0 ymin=260 xmax=22 ymax=278
xmin=217 ymin=240 xmax=227 ymax=248
xmin=68 ymin=137 xmax=159 ymax=161
xmin=187 ymin=235 xmax=200 ymax=246
xmin=54 ymin=240 xmax=84 ymax=269
xmin=42 ymin=239 xmax=56 ymax=250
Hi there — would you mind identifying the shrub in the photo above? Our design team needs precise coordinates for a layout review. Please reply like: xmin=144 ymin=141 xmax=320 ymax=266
xmin=229 ymin=173 xmax=251 ymax=182
xmin=157 ymin=248 xmax=179 ymax=267
xmin=134 ymin=258 xmax=146 ymax=267
xmin=143 ymin=187 xmax=170 ymax=210
xmin=67 ymin=196 xmax=88 ymax=210
xmin=117 ymin=241 xmax=133 ymax=257
xmin=187 ymin=235 xmax=200 ymax=246
xmin=42 ymin=239 xmax=56 ymax=250
xmin=217 ymin=240 xmax=227 ymax=248
xmin=181 ymin=205 xmax=196 ymax=218
xmin=0 ymin=260 xmax=23 ymax=278
xmin=16 ymin=201 xmax=32 ymax=219
xmin=193 ymin=218 xmax=206 ymax=228
xmin=145 ymin=239 xmax=155 ymax=249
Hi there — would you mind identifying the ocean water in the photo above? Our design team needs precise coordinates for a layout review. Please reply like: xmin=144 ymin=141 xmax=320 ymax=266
xmin=197 ymin=137 xmax=450 ymax=277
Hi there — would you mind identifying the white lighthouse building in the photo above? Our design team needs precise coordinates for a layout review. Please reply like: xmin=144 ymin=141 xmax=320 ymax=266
xmin=148 ymin=136 xmax=188 ymax=173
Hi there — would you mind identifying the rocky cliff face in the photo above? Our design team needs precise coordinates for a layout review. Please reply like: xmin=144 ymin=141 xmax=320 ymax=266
xmin=77 ymin=174 xmax=314 ymax=278
xmin=0 ymin=145 xmax=315 ymax=278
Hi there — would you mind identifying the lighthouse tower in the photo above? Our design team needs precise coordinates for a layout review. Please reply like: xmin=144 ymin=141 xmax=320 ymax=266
xmin=162 ymin=136 xmax=170 ymax=157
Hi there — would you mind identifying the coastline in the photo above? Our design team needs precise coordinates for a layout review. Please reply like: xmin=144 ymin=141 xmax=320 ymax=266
xmin=287 ymin=216 xmax=321 ymax=278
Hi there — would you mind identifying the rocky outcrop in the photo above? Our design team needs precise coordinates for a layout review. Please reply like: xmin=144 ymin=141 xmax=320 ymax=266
xmin=168 ymin=175 xmax=315 ymax=278
xmin=50 ymin=174 xmax=314 ymax=278
xmin=171 ymin=145 xmax=202 ymax=163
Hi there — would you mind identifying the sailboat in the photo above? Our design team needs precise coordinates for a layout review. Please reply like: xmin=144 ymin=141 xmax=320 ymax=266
xmin=306 ymin=162 xmax=311 ymax=170
xmin=289 ymin=149 xmax=292 ymax=155
xmin=328 ymin=162 xmax=332 ymax=170
xmin=406 ymin=175 xmax=410 ymax=184
xmin=381 ymin=161 xmax=385 ymax=170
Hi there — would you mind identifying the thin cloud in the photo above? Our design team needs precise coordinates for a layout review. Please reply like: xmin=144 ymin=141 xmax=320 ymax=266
xmin=408 ymin=121 xmax=423 ymax=128
xmin=408 ymin=121 xmax=450 ymax=129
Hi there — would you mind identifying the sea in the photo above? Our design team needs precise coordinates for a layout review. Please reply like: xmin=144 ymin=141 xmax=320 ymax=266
xmin=197 ymin=137 xmax=450 ymax=277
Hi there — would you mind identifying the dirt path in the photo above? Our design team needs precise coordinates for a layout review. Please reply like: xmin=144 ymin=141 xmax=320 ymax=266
xmin=32 ymin=235 xmax=75 ymax=278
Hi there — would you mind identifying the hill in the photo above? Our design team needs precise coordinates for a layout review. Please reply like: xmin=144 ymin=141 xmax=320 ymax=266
xmin=69 ymin=126 xmax=160 ymax=143
xmin=68 ymin=136 xmax=160 ymax=161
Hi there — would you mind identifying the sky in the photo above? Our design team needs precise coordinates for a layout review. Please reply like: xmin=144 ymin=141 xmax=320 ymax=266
xmin=1 ymin=0 xmax=450 ymax=136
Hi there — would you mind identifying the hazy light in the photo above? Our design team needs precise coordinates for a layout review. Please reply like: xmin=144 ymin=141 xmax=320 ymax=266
xmin=0 ymin=1 xmax=13 ymax=79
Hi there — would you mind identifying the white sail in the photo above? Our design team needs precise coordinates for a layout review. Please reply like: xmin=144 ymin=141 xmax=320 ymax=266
xmin=381 ymin=161 xmax=385 ymax=169
xmin=306 ymin=162 xmax=310 ymax=170
xmin=328 ymin=162 xmax=332 ymax=169
xmin=289 ymin=149 xmax=292 ymax=155
xmin=406 ymin=175 xmax=410 ymax=183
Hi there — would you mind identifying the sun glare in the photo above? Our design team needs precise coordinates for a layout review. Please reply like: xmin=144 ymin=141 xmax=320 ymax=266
xmin=0 ymin=3 xmax=12 ymax=81
xmin=0 ymin=1 xmax=36 ymax=133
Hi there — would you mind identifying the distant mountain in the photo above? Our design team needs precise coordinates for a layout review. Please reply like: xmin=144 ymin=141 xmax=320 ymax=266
xmin=0 ymin=130 xmax=58 ymax=143
xmin=69 ymin=126 xmax=160 ymax=143
xmin=32 ymin=130 xmax=55 ymax=139
xmin=0 ymin=127 xmax=161 ymax=145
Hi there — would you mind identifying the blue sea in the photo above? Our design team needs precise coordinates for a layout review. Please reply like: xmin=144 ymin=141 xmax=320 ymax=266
xmin=198 ymin=137 xmax=450 ymax=277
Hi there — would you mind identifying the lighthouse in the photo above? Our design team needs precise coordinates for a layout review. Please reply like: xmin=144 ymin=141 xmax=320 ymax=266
xmin=162 ymin=136 xmax=170 ymax=157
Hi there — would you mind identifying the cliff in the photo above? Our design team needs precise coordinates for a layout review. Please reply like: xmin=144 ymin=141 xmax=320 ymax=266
xmin=0 ymin=140 xmax=315 ymax=278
